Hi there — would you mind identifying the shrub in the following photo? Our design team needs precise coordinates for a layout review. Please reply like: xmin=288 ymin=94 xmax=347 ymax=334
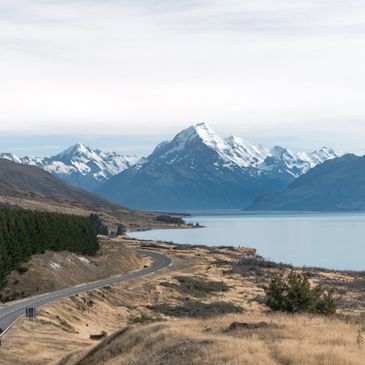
xmin=147 ymin=300 xmax=242 ymax=318
xmin=116 ymin=223 xmax=127 ymax=236
xmin=174 ymin=276 xmax=229 ymax=296
xmin=89 ymin=213 xmax=109 ymax=235
xmin=155 ymin=215 xmax=185 ymax=224
xmin=16 ymin=265 xmax=28 ymax=274
xmin=265 ymin=271 xmax=336 ymax=315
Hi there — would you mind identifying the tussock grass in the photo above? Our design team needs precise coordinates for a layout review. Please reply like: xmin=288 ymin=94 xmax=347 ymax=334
xmin=147 ymin=300 xmax=242 ymax=318
xmin=76 ymin=312 xmax=365 ymax=365
xmin=160 ymin=275 xmax=229 ymax=297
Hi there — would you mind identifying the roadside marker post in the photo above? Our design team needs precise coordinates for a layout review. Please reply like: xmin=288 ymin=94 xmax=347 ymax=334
xmin=26 ymin=307 xmax=37 ymax=319
xmin=26 ymin=306 xmax=37 ymax=330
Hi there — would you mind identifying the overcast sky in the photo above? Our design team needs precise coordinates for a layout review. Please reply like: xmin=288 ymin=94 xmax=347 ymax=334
xmin=1 ymin=0 xmax=365 ymax=156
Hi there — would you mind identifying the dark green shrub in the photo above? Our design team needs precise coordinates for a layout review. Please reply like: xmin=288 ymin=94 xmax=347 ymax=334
xmin=174 ymin=276 xmax=229 ymax=296
xmin=155 ymin=215 xmax=185 ymax=224
xmin=147 ymin=300 xmax=242 ymax=318
xmin=116 ymin=223 xmax=127 ymax=236
xmin=265 ymin=271 xmax=336 ymax=315
xmin=89 ymin=213 xmax=109 ymax=235
xmin=16 ymin=265 xmax=28 ymax=274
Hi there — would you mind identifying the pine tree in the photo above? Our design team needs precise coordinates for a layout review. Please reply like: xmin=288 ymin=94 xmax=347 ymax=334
xmin=0 ymin=208 xmax=100 ymax=289
xmin=116 ymin=224 xmax=126 ymax=236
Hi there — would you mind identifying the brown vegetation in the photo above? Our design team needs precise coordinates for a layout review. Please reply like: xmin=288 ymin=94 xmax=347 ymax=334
xmin=75 ymin=313 xmax=365 ymax=365
xmin=1 ymin=238 xmax=365 ymax=365
xmin=0 ymin=238 xmax=149 ymax=302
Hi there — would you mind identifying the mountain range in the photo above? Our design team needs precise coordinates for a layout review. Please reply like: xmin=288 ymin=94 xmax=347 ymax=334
xmin=247 ymin=154 xmax=365 ymax=212
xmin=0 ymin=144 xmax=140 ymax=191
xmin=0 ymin=123 xmax=342 ymax=211
xmin=96 ymin=123 xmax=341 ymax=210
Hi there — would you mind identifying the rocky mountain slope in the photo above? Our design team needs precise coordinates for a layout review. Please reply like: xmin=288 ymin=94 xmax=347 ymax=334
xmin=0 ymin=143 xmax=140 ymax=191
xmin=97 ymin=123 xmax=341 ymax=210
xmin=247 ymin=154 xmax=365 ymax=211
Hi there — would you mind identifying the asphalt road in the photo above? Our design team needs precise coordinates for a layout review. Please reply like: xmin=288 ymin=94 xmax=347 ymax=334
xmin=0 ymin=250 xmax=171 ymax=338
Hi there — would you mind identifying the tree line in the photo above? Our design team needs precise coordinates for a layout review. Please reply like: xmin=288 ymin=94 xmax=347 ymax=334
xmin=0 ymin=208 xmax=99 ymax=288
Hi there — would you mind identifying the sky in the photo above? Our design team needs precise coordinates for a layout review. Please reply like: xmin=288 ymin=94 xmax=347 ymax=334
xmin=1 ymin=0 xmax=365 ymax=157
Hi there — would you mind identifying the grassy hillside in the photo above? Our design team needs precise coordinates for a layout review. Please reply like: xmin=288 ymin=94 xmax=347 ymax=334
xmin=0 ymin=158 xmax=118 ymax=210
xmin=0 ymin=158 xmax=185 ymax=232
xmin=3 ymin=239 xmax=365 ymax=365
xmin=76 ymin=314 xmax=365 ymax=365
xmin=0 ymin=238 xmax=149 ymax=302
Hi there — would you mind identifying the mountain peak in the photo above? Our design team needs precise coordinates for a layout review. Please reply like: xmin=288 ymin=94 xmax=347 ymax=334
xmin=178 ymin=122 xmax=217 ymax=140
xmin=54 ymin=142 xmax=92 ymax=160
xmin=167 ymin=123 xmax=224 ymax=152
xmin=189 ymin=123 xmax=227 ymax=151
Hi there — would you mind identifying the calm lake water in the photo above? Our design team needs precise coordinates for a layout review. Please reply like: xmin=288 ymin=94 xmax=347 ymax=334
xmin=129 ymin=213 xmax=365 ymax=271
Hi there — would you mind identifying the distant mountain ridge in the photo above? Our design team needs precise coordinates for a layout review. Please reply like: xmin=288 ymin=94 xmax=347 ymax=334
xmin=0 ymin=143 xmax=140 ymax=191
xmin=96 ymin=123 xmax=342 ymax=210
xmin=247 ymin=154 xmax=365 ymax=212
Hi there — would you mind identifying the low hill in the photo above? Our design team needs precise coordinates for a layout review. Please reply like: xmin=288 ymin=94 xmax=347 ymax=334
xmin=0 ymin=158 xmax=163 ymax=231
xmin=247 ymin=154 xmax=365 ymax=211
xmin=0 ymin=158 xmax=118 ymax=209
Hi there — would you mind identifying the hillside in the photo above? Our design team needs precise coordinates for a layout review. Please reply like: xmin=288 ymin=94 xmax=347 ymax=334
xmin=0 ymin=238 xmax=148 ymax=302
xmin=0 ymin=158 xmax=118 ymax=209
xmin=0 ymin=158 xmax=171 ymax=231
xmin=2 ymin=239 xmax=365 ymax=365
xmin=97 ymin=123 xmax=340 ymax=210
xmin=248 ymin=154 xmax=365 ymax=211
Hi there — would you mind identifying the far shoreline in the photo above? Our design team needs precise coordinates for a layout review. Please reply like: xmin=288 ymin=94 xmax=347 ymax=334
xmin=144 ymin=209 xmax=365 ymax=217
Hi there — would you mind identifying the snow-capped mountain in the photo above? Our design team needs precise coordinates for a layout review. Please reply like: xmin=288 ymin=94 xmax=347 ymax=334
xmin=0 ymin=124 xmax=342 ymax=209
xmin=96 ymin=123 xmax=342 ymax=210
xmin=147 ymin=123 xmax=340 ymax=176
xmin=0 ymin=143 xmax=140 ymax=192
xmin=259 ymin=145 xmax=341 ymax=178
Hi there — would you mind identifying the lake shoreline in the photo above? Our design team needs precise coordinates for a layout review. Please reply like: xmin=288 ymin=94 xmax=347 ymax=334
xmin=129 ymin=213 xmax=365 ymax=271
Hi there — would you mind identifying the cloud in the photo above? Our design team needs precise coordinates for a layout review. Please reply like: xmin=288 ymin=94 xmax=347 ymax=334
xmin=0 ymin=0 xmax=365 ymax=154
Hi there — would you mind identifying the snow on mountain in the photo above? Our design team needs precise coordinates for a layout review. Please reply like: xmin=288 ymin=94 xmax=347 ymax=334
xmin=41 ymin=143 xmax=140 ymax=180
xmin=96 ymin=123 xmax=343 ymax=211
xmin=261 ymin=146 xmax=342 ymax=177
xmin=0 ymin=144 xmax=140 ymax=192
xmin=151 ymin=123 xmax=231 ymax=164
xmin=148 ymin=122 xmax=341 ymax=176
xmin=225 ymin=136 xmax=271 ymax=168
xmin=0 ymin=124 xmax=342 ymax=207
xmin=0 ymin=153 xmax=23 ymax=164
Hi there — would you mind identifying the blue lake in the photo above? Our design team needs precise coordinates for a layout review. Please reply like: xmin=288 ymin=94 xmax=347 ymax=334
xmin=129 ymin=213 xmax=365 ymax=271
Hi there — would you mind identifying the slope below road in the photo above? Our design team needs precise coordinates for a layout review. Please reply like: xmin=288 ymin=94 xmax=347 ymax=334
xmin=0 ymin=251 xmax=171 ymax=337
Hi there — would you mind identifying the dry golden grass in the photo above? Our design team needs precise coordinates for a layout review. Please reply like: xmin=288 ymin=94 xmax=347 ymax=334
xmin=0 ymin=238 xmax=149 ymax=301
xmin=76 ymin=313 xmax=365 ymax=365
xmin=1 ymin=240 xmax=365 ymax=365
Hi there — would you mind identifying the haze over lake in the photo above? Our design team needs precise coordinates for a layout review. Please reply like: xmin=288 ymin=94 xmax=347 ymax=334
xmin=130 ymin=213 xmax=365 ymax=271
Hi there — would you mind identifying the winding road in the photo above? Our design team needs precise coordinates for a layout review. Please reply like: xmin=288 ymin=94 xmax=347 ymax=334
xmin=0 ymin=250 xmax=171 ymax=338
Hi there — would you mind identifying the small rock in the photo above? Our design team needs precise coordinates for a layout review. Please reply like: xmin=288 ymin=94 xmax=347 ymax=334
xmin=226 ymin=321 xmax=269 ymax=332
xmin=255 ymin=295 xmax=267 ymax=305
